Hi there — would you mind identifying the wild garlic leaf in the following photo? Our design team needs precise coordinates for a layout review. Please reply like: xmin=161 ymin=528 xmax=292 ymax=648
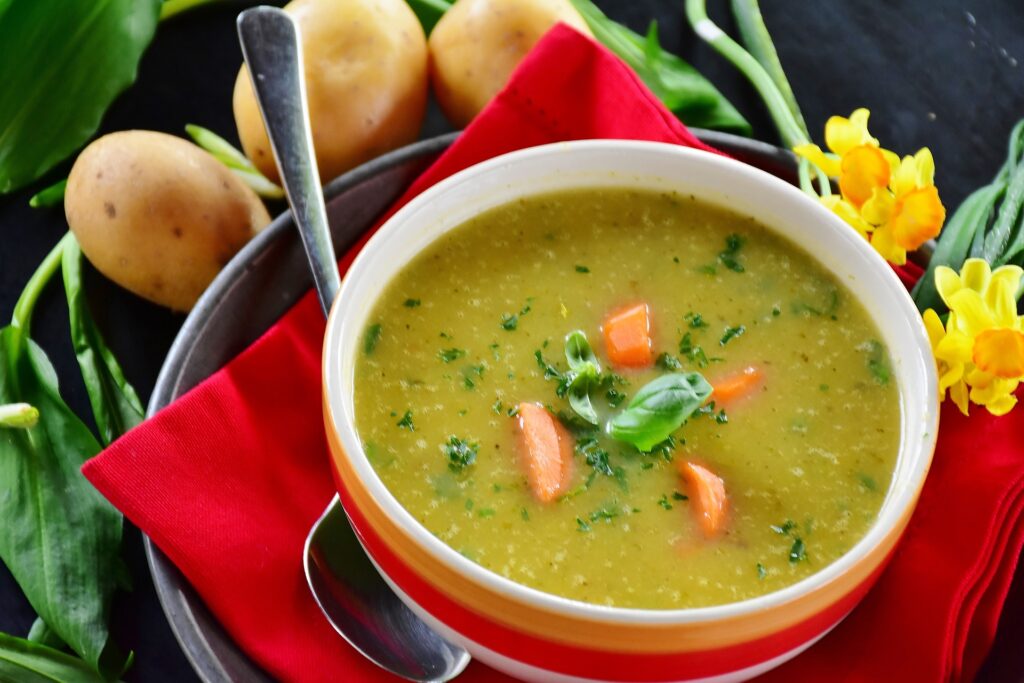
xmin=0 ymin=631 xmax=110 ymax=682
xmin=0 ymin=327 xmax=126 ymax=675
xmin=609 ymin=372 xmax=712 ymax=451
xmin=0 ymin=0 xmax=161 ymax=192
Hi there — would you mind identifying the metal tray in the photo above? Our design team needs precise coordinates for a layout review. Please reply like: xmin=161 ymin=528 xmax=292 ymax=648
xmin=144 ymin=131 xmax=955 ymax=682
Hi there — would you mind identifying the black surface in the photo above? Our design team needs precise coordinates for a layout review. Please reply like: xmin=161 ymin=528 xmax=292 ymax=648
xmin=0 ymin=1 xmax=1022 ymax=681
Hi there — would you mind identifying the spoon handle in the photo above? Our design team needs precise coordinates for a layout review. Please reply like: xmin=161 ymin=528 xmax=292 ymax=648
xmin=237 ymin=6 xmax=340 ymax=317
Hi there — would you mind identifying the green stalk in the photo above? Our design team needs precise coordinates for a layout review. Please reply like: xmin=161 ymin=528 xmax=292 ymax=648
xmin=160 ymin=0 xmax=225 ymax=21
xmin=11 ymin=233 xmax=74 ymax=334
xmin=0 ymin=403 xmax=39 ymax=429
xmin=729 ymin=0 xmax=808 ymax=139
xmin=684 ymin=0 xmax=806 ymax=148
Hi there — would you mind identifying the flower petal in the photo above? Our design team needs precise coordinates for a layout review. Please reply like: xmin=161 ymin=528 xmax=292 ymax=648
xmin=989 ymin=264 xmax=1024 ymax=300
xmin=948 ymin=289 xmax=996 ymax=336
xmin=839 ymin=145 xmax=892 ymax=207
xmin=825 ymin=110 xmax=877 ymax=156
xmin=949 ymin=380 xmax=970 ymax=415
xmin=934 ymin=266 xmax=962 ymax=306
xmin=861 ymin=186 xmax=894 ymax=226
xmin=972 ymin=328 xmax=1024 ymax=379
xmin=793 ymin=144 xmax=841 ymax=177
xmin=822 ymin=195 xmax=872 ymax=239
xmin=936 ymin=330 xmax=973 ymax=364
xmin=985 ymin=277 xmax=1020 ymax=327
xmin=889 ymin=185 xmax=946 ymax=250
xmin=922 ymin=309 xmax=946 ymax=350
xmin=870 ymin=225 xmax=906 ymax=265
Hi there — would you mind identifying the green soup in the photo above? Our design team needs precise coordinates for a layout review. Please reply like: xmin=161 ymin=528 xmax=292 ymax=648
xmin=353 ymin=188 xmax=900 ymax=609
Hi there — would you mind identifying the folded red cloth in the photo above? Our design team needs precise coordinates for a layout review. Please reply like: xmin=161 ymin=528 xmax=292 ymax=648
xmin=83 ymin=25 xmax=1023 ymax=683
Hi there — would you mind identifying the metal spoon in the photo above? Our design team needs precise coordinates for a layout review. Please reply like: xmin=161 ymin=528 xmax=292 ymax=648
xmin=236 ymin=8 xmax=471 ymax=682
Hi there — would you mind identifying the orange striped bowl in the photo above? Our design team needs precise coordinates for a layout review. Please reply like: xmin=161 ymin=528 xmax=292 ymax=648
xmin=322 ymin=141 xmax=939 ymax=682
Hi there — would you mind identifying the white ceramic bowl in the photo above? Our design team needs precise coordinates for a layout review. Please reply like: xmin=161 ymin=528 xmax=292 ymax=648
xmin=322 ymin=140 xmax=939 ymax=682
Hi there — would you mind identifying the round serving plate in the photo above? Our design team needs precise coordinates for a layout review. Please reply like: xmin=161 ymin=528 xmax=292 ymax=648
xmin=143 ymin=130 xmax=817 ymax=682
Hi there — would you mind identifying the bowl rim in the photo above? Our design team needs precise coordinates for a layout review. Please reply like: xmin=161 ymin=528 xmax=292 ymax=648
xmin=322 ymin=138 xmax=940 ymax=625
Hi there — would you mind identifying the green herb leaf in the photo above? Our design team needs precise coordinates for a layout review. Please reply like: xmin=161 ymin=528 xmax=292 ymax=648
xmin=438 ymin=348 xmax=465 ymax=363
xmin=609 ymin=373 xmax=713 ymax=451
xmin=0 ymin=327 xmax=126 ymax=674
xmin=576 ymin=436 xmax=613 ymax=476
xmin=462 ymin=364 xmax=485 ymax=389
xmin=756 ymin=562 xmax=767 ymax=580
xmin=575 ymin=265 xmax=590 ymax=273
xmin=0 ymin=631 xmax=111 ymax=682
xmin=719 ymin=325 xmax=746 ymax=346
xmin=789 ymin=537 xmax=807 ymax=563
xmin=563 ymin=331 xmax=602 ymax=425
xmin=403 ymin=298 xmax=421 ymax=308
xmin=718 ymin=234 xmax=746 ymax=272
xmin=656 ymin=352 xmax=683 ymax=371
xmin=605 ymin=387 xmax=626 ymax=408
xmin=500 ymin=313 xmax=518 ymax=330
xmin=569 ymin=0 xmax=751 ymax=134
xmin=364 ymin=324 xmax=383 ymax=355
xmin=679 ymin=333 xmax=710 ymax=368
xmin=0 ymin=0 xmax=161 ymax=193
xmin=396 ymin=410 xmax=414 ymax=431
xmin=62 ymin=238 xmax=144 ymax=445
xmin=444 ymin=436 xmax=478 ymax=473
xmin=863 ymin=340 xmax=891 ymax=385
xmin=575 ymin=517 xmax=591 ymax=532
xmin=684 ymin=311 xmax=708 ymax=329
xmin=28 ymin=179 xmax=67 ymax=208
xmin=657 ymin=494 xmax=673 ymax=510
xmin=185 ymin=124 xmax=283 ymax=199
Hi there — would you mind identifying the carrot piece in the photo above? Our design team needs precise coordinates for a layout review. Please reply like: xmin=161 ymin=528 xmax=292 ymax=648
xmin=678 ymin=461 xmax=728 ymax=539
xmin=602 ymin=303 xmax=653 ymax=368
xmin=516 ymin=403 xmax=574 ymax=502
xmin=710 ymin=365 xmax=764 ymax=407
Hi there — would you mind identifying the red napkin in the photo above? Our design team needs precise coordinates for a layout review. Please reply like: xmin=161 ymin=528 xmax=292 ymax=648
xmin=83 ymin=25 xmax=1023 ymax=683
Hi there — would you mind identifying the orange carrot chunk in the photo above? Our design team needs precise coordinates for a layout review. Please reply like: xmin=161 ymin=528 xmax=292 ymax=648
xmin=678 ymin=461 xmax=728 ymax=538
xmin=710 ymin=365 xmax=764 ymax=407
xmin=516 ymin=403 xmax=574 ymax=503
xmin=603 ymin=303 xmax=653 ymax=368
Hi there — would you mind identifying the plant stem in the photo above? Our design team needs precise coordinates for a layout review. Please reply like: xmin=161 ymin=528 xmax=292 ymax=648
xmin=729 ymin=0 xmax=808 ymax=139
xmin=160 ymin=0 xmax=226 ymax=21
xmin=12 ymin=233 xmax=75 ymax=334
xmin=0 ymin=403 xmax=39 ymax=428
xmin=684 ymin=0 xmax=806 ymax=148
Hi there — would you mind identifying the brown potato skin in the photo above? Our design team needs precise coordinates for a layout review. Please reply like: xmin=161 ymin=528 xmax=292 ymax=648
xmin=429 ymin=0 xmax=592 ymax=128
xmin=233 ymin=0 xmax=429 ymax=184
xmin=65 ymin=131 xmax=271 ymax=312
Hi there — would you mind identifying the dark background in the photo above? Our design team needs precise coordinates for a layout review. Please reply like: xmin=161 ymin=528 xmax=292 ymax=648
xmin=1 ymin=1 xmax=1023 ymax=680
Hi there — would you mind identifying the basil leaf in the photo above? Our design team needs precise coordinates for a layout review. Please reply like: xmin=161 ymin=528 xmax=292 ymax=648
xmin=569 ymin=0 xmax=751 ymax=134
xmin=564 ymin=330 xmax=600 ymax=373
xmin=0 ymin=0 xmax=161 ymax=192
xmin=0 ymin=631 xmax=111 ymax=683
xmin=0 ymin=326 xmax=126 ymax=675
xmin=62 ymin=238 xmax=144 ymax=446
xmin=609 ymin=372 xmax=712 ymax=451
xmin=563 ymin=331 xmax=601 ymax=425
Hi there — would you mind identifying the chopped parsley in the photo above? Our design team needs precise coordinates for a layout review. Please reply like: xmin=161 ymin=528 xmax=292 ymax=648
xmin=396 ymin=410 xmax=414 ymax=431
xmin=477 ymin=508 xmax=496 ymax=518
xmin=757 ymin=563 xmax=767 ymax=580
xmin=697 ymin=264 xmax=718 ymax=276
xmin=445 ymin=436 xmax=478 ymax=473
xmin=718 ymin=233 xmax=745 ymax=272
xmin=789 ymin=538 xmax=807 ymax=563
xmin=679 ymin=332 xmax=710 ymax=368
xmin=719 ymin=325 xmax=746 ymax=346
xmin=863 ymin=339 xmax=891 ymax=385
xmin=500 ymin=298 xmax=534 ymax=331
xmin=684 ymin=311 xmax=708 ymax=329
xmin=438 ymin=348 xmax=466 ymax=363
xmin=588 ymin=504 xmax=621 ymax=523
xmin=575 ymin=265 xmax=590 ymax=273
xmin=576 ymin=517 xmax=591 ymax=532
xmin=403 ymin=298 xmax=421 ymax=307
xmin=656 ymin=352 xmax=683 ymax=371
xmin=771 ymin=519 xmax=797 ymax=535
xmin=605 ymin=387 xmax=626 ymax=408
xmin=461 ymin=364 xmax=485 ymax=389
xmin=577 ymin=436 xmax=613 ymax=476
xmin=858 ymin=472 xmax=878 ymax=492
xmin=520 ymin=507 xmax=530 ymax=521
xmin=672 ymin=491 xmax=688 ymax=501
xmin=657 ymin=494 xmax=674 ymax=510
xmin=507 ymin=405 xmax=520 ymax=418
xmin=363 ymin=323 xmax=382 ymax=355
xmin=771 ymin=304 xmax=782 ymax=317
xmin=492 ymin=399 xmax=503 ymax=415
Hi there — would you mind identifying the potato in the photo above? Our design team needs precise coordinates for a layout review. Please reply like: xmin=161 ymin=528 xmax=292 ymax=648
xmin=429 ymin=0 xmax=592 ymax=128
xmin=233 ymin=0 xmax=428 ymax=184
xmin=65 ymin=131 xmax=271 ymax=312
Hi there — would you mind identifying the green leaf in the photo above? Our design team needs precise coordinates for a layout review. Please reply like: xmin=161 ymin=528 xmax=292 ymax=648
xmin=609 ymin=372 xmax=712 ymax=451
xmin=62 ymin=239 xmax=144 ymax=446
xmin=26 ymin=618 xmax=66 ymax=651
xmin=0 ymin=326 xmax=125 ymax=675
xmin=569 ymin=0 xmax=751 ymax=135
xmin=0 ymin=631 xmax=112 ymax=683
xmin=184 ymin=124 xmax=284 ymax=199
xmin=405 ymin=0 xmax=451 ymax=34
xmin=0 ymin=0 xmax=161 ymax=193
xmin=28 ymin=180 xmax=67 ymax=208
xmin=563 ymin=331 xmax=601 ymax=425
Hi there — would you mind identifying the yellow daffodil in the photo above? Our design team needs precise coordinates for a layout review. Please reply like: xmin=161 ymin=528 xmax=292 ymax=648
xmin=794 ymin=109 xmax=945 ymax=266
xmin=924 ymin=259 xmax=1024 ymax=416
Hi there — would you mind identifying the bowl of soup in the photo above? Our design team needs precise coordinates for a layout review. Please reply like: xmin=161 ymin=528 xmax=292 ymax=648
xmin=322 ymin=140 xmax=939 ymax=682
